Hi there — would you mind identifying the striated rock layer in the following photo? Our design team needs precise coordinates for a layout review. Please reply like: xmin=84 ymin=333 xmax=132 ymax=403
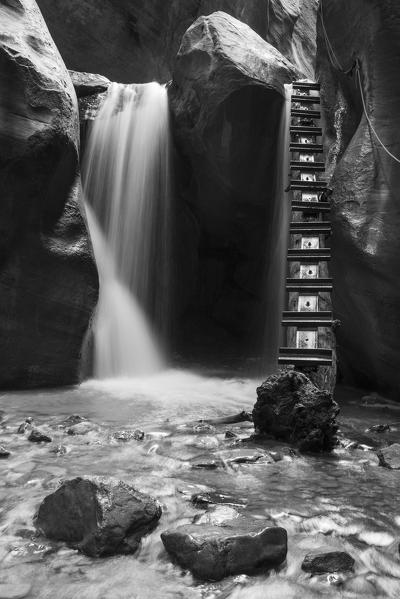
xmin=35 ymin=0 xmax=317 ymax=83
xmin=317 ymin=1 xmax=400 ymax=397
xmin=0 ymin=0 xmax=98 ymax=388
xmin=169 ymin=12 xmax=297 ymax=362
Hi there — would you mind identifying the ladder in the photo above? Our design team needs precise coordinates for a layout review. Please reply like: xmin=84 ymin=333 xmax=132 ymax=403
xmin=278 ymin=81 xmax=334 ymax=368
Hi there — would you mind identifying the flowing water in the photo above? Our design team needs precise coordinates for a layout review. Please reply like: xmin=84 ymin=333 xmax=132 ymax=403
xmin=262 ymin=85 xmax=291 ymax=372
xmin=82 ymin=82 xmax=172 ymax=378
xmin=1 ymin=374 xmax=400 ymax=598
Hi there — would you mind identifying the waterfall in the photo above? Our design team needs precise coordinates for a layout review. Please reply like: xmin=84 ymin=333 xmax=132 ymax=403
xmin=82 ymin=82 xmax=172 ymax=378
xmin=263 ymin=84 xmax=292 ymax=372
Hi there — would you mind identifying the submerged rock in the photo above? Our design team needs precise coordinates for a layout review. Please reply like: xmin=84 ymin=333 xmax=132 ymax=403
xmin=377 ymin=444 xmax=400 ymax=470
xmin=161 ymin=519 xmax=287 ymax=580
xmin=302 ymin=551 xmax=355 ymax=574
xmin=0 ymin=446 xmax=10 ymax=458
xmin=253 ymin=371 xmax=339 ymax=452
xmin=28 ymin=429 xmax=52 ymax=443
xmin=34 ymin=476 xmax=161 ymax=556
xmin=17 ymin=418 xmax=34 ymax=434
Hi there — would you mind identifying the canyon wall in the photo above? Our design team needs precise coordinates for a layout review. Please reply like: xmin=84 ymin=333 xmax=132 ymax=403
xmin=35 ymin=0 xmax=317 ymax=82
xmin=317 ymin=0 xmax=400 ymax=396
xmin=0 ymin=0 xmax=98 ymax=388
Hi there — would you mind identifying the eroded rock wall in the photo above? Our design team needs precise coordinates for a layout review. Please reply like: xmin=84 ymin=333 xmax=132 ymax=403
xmin=0 ymin=0 xmax=98 ymax=388
xmin=35 ymin=0 xmax=317 ymax=82
xmin=317 ymin=1 xmax=400 ymax=396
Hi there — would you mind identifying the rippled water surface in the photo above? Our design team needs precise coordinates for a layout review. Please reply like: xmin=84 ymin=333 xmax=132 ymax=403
xmin=1 ymin=370 xmax=400 ymax=598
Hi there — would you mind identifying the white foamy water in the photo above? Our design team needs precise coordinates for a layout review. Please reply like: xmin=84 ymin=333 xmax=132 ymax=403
xmin=82 ymin=82 xmax=172 ymax=378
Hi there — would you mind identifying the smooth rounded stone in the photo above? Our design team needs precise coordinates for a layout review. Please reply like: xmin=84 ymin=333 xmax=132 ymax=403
xmin=28 ymin=429 xmax=52 ymax=443
xmin=0 ymin=446 xmax=10 ymax=458
xmin=0 ymin=583 xmax=31 ymax=599
xmin=192 ymin=491 xmax=246 ymax=508
xmin=161 ymin=519 xmax=287 ymax=581
xmin=67 ymin=421 xmax=99 ymax=435
xmin=302 ymin=551 xmax=355 ymax=574
xmin=34 ymin=476 xmax=161 ymax=557
xmin=377 ymin=444 xmax=400 ymax=469
xmin=253 ymin=371 xmax=339 ymax=452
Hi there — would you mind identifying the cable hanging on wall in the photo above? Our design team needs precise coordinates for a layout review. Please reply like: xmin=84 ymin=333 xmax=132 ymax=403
xmin=319 ymin=0 xmax=400 ymax=165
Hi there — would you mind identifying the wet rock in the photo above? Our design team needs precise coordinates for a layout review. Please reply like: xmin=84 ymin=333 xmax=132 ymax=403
xmin=161 ymin=519 xmax=287 ymax=581
xmin=377 ymin=444 xmax=400 ymax=470
xmin=34 ymin=476 xmax=161 ymax=556
xmin=192 ymin=459 xmax=222 ymax=470
xmin=191 ymin=491 xmax=245 ymax=508
xmin=113 ymin=429 xmax=145 ymax=442
xmin=192 ymin=423 xmax=216 ymax=435
xmin=17 ymin=418 xmax=34 ymax=434
xmin=253 ymin=371 xmax=339 ymax=452
xmin=49 ymin=445 xmax=68 ymax=456
xmin=367 ymin=424 xmax=391 ymax=433
xmin=0 ymin=0 xmax=98 ymax=389
xmin=67 ymin=422 xmax=99 ymax=435
xmin=302 ymin=551 xmax=355 ymax=574
xmin=0 ymin=446 xmax=10 ymax=458
xmin=28 ymin=429 xmax=52 ymax=443
xmin=225 ymin=430 xmax=238 ymax=439
xmin=61 ymin=415 xmax=86 ymax=427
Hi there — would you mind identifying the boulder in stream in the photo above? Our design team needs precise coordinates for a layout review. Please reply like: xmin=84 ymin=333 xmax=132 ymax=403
xmin=302 ymin=551 xmax=355 ymax=574
xmin=0 ymin=446 xmax=10 ymax=458
xmin=253 ymin=371 xmax=339 ymax=452
xmin=377 ymin=444 xmax=400 ymax=470
xmin=34 ymin=476 xmax=161 ymax=556
xmin=161 ymin=518 xmax=287 ymax=581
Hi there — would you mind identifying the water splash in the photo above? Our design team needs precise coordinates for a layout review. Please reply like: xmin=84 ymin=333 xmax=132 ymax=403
xmin=82 ymin=82 xmax=172 ymax=378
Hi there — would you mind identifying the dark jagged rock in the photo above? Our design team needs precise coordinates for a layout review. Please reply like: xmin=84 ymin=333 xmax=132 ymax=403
xmin=0 ymin=0 xmax=98 ymax=389
xmin=0 ymin=446 xmax=10 ymax=458
xmin=302 ymin=551 xmax=355 ymax=574
xmin=317 ymin=1 xmax=400 ymax=398
xmin=61 ymin=414 xmax=86 ymax=427
xmin=377 ymin=444 xmax=400 ymax=470
xmin=35 ymin=1 xmax=317 ymax=83
xmin=169 ymin=12 xmax=298 ymax=361
xmin=161 ymin=519 xmax=287 ymax=580
xmin=68 ymin=70 xmax=110 ymax=97
xmin=17 ymin=417 xmax=34 ymax=434
xmin=28 ymin=429 xmax=52 ymax=443
xmin=34 ymin=476 xmax=162 ymax=557
xmin=191 ymin=491 xmax=246 ymax=508
xmin=253 ymin=371 xmax=339 ymax=452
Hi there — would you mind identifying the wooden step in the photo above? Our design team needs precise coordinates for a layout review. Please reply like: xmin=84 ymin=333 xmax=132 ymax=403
xmin=291 ymin=109 xmax=321 ymax=119
xmin=293 ymin=82 xmax=321 ymax=91
xmin=290 ymin=161 xmax=325 ymax=171
xmin=290 ymin=126 xmax=322 ymax=135
xmin=278 ymin=347 xmax=333 ymax=366
xmin=287 ymin=248 xmax=331 ymax=261
xmin=290 ymin=222 xmax=331 ymax=234
xmin=290 ymin=143 xmax=323 ymax=153
xmin=290 ymin=180 xmax=327 ymax=191
xmin=291 ymin=200 xmax=330 ymax=212
xmin=281 ymin=311 xmax=333 ymax=326
xmin=286 ymin=278 xmax=333 ymax=292
xmin=291 ymin=95 xmax=321 ymax=105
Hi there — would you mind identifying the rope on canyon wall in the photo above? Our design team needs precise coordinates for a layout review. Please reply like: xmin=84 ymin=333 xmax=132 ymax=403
xmin=320 ymin=0 xmax=400 ymax=165
xmin=356 ymin=65 xmax=400 ymax=165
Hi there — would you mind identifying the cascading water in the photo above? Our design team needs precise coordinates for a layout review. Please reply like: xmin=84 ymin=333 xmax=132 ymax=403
xmin=82 ymin=82 xmax=172 ymax=378
xmin=262 ymin=84 xmax=292 ymax=372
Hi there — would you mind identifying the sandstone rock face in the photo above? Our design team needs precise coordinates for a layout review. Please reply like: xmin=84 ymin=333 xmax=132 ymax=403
xmin=169 ymin=12 xmax=297 ymax=362
xmin=34 ymin=477 xmax=162 ymax=556
xmin=377 ymin=444 xmax=400 ymax=470
xmin=161 ymin=519 xmax=287 ymax=580
xmin=253 ymin=371 xmax=339 ymax=451
xmin=36 ymin=0 xmax=317 ymax=83
xmin=317 ymin=1 xmax=400 ymax=397
xmin=0 ymin=0 xmax=98 ymax=388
